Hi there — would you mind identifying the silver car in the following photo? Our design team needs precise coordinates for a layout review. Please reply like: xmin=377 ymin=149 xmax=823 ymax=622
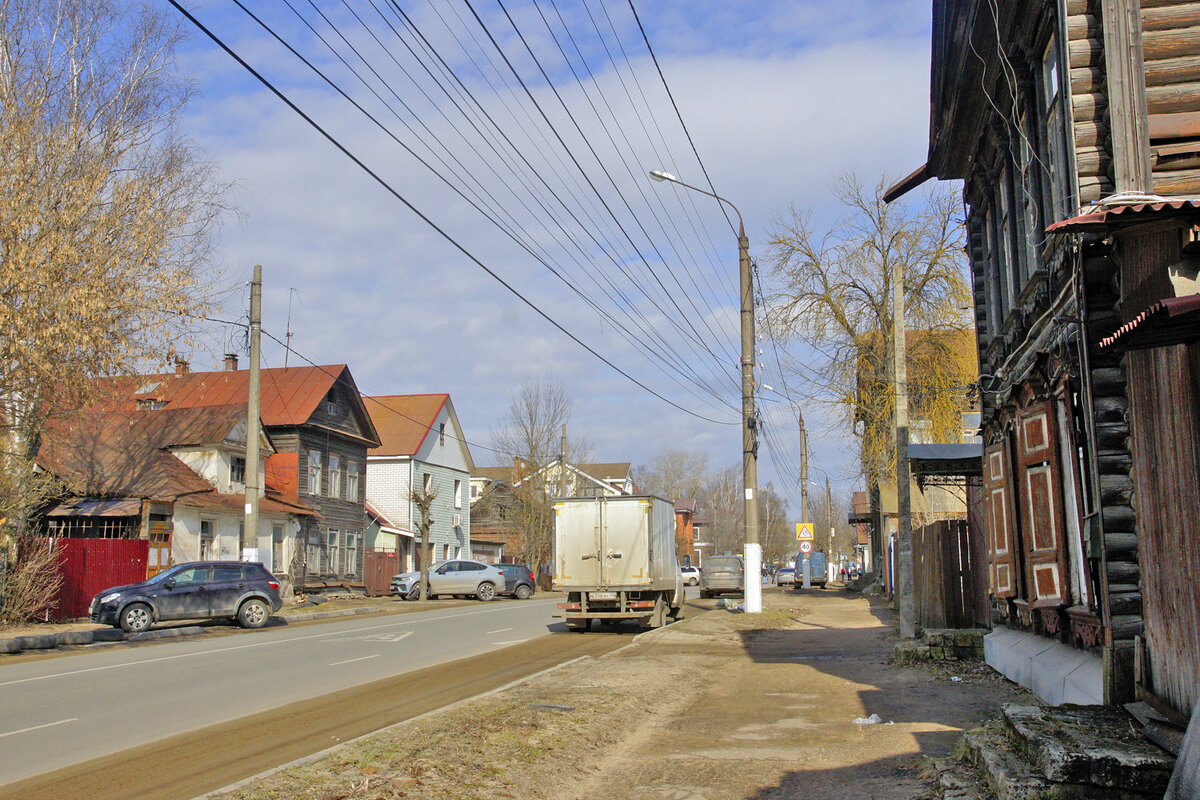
xmin=700 ymin=555 xmax=745 ymax=598
xmin=391 ymin=558 xmax=506 ymax=602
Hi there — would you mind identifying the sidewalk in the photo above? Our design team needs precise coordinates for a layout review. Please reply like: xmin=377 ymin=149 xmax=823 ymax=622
xmin=210 ymin=587 xmax=1027 ymax=800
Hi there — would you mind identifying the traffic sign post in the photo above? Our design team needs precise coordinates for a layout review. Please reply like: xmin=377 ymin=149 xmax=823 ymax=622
xmin=799 ymin=541 xmax=813 ymax=554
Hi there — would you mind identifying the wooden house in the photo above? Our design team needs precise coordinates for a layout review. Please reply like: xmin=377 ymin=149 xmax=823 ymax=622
xmin=889 ymin=0 xmax=1200 ymax=710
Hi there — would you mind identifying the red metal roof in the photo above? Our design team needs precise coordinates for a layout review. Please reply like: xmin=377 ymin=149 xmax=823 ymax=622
xmin=366 ymin=394 xmax=448 ymax=457
xmin=1046 ymin=199 xmax=1200 ymax=234
xmin=1100 ymin=294 xmax=1200 ymax=351
xmin=97 ymin=365 xmax=349 ymax=427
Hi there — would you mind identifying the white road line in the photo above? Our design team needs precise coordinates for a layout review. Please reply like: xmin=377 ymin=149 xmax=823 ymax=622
xmin=492 ymin=639 xmax=529 ymax=646
xmin=487 ymin=627 xmax=513 ymax=634
xmin=329 ymin=655 xmax=380 ymax=667
xmin=0 ymin=603 xmax=547 ymax=688
xmin=0 ymin=718 xmax=77 ymax=740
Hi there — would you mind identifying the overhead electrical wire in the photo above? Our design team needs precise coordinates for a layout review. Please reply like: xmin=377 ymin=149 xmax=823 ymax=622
xmin=168 ymin=0 xmax=738 ymax=426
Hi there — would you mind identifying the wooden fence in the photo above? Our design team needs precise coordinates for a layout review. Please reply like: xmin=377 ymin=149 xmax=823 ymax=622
xmin=913 ymin=518 xmax=989 ymax=630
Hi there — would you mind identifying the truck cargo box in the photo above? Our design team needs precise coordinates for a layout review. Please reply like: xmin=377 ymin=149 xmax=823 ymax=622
xmin=554 ymin=495 xmax=678 ymax=592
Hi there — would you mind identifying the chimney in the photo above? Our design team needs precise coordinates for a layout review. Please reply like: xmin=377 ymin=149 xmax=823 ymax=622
xmin=224 ymin=353 xmax=239 ymax=371
xmin=174 ymin=357 xmax=189 ymax=375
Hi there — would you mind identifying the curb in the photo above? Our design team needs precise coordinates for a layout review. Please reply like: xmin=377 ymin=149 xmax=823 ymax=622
xmin=279 ymin=606 xmax=383 ymax=623
xmin=0 ymin=624 xmax=209 ymax=655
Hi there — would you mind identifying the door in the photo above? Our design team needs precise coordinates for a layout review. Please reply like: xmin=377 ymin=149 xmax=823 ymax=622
xmin=155 ymin=566 xmax=211 ymax=620
xmin=207 ymin=564 xmax=247 ymax=616
xmin=983 ymin=439 xmax=1021 ymax=598
xmin=146 ymin=516 xmax=172 ymax=578
xmin=601 ymin=498 xmax=650 ymax=587
xmin=554 ymin=499 xmax=602 ymax=587
xmin=1017 ymin=401 xmax=1070 ymax=606
xmin=430 ymin=560 xmax=457 ymax=594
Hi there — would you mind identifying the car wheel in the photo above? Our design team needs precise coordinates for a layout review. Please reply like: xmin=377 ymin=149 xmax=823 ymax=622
xmin=476 ymin=582 xmax=496 ymax=602
xmin=119 ymin=603 xmax=152 ymax=633
xmin=514 ymin=584 xmax=533 ymax=600
xmin=237 ymin=598 xmax=271 ymax=629
xmin=406 ymin=587 xmax=420 ymax=601
xmin=688 ymin=578 xmax=698 ymax=586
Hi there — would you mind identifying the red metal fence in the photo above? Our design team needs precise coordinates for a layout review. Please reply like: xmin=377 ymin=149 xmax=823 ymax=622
xmin=363 ymin=548 xmax=399 ymax=597
xmin=42 ymin=537 xmax=149 ymax=620
xmin=913 ymin=519 xmax=989 ymax=630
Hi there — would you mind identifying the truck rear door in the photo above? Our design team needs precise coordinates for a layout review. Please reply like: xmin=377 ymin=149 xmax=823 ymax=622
xmin=601 ymin=497 xmax=650 ymax=587
xmin=555 ymin=500 xmax=602 ymax=588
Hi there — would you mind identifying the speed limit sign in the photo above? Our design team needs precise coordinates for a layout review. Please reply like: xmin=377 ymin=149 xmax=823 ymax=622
xmin=799 ymin=541 xmax=813 ymax=554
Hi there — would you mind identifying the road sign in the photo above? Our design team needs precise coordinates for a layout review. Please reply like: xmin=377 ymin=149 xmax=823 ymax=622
xmin=799 ymin=541 xmax=813 ymax=554
xmin=795 ymin=522 xmax=814 ymax=541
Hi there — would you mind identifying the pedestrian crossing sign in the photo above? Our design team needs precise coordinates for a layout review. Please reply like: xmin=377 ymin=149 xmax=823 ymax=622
xmin=796 ymin=522 xmax=814 ymax=541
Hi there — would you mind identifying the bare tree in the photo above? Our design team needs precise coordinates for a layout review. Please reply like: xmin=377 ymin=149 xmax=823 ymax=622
xmin=0 ymin=1 xmax=225 ymax=622
xmin=756 ymin=483 xmax=792 ymax=564
xmin=636 ymin=447 xmax=710 ymax=500
xmin=411 ymin=486 xmax=437 ymax=601
xmin=764 ymin=173 xmax=974 ymax=490
xmin=696 ymin=464 xmax=742 ymax=557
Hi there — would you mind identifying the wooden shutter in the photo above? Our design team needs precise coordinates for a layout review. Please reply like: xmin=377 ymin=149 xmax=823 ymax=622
xmin=983 ymin=439 xmax=1020 ymax=598
xmin=1016 ymin=401 xmax=1069 ymax=606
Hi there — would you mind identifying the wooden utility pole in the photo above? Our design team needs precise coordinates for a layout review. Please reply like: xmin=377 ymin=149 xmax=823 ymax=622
xmin=799 ymin=412 xmax=811 ymax=589
xmin=243 ymin=264 xmax=262 ymax=563
xmin=826 ymin=476 xmax=834 ymax=561
xmin=893 ymin=253 xmax=915 ymax=639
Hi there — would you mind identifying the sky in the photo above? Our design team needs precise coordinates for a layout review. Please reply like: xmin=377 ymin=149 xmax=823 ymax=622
xmin=171 ymin=0 xmax=937 ymax=513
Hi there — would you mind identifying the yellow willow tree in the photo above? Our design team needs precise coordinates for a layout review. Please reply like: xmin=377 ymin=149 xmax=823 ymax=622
xmin=764 ymin=174 xmax=975 ymax=493
xmin=0 ymin=1 xmax=224 ymax=620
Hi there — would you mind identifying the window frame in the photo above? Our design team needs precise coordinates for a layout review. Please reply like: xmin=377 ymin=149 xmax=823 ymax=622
xmin=454 ymin=479 xmax=462 ymax=509
xmin=346 ymin=460 xmax=359 ymax=500
xmin=230 ymin=455 xmax=246 ymax=485
xmin=329 ymin=454 xmax=342 ymax=499
xmin=308 ymin=449 xmax=322 ymax=496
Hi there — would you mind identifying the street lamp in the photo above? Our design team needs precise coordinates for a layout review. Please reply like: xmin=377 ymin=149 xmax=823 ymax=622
xmin=649 ymin=168 xmax=761 ymax=614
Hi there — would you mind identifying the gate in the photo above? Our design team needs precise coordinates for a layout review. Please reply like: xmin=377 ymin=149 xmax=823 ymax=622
xmin=44 ymin=538 xmax=149 ymax=620
xmin=913 ymin=520 xmax=987 ymax=629
xmin=363 ymin=548 xmax=399 ymax=597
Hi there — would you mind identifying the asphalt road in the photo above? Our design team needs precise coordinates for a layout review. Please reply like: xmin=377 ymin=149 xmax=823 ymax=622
xmin=0 ymin=597 xmax=579 ymax=791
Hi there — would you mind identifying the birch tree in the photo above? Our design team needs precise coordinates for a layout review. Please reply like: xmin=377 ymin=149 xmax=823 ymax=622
xmin=764 ymin=174 xmax=974 ymax=490
xmin=0 ymin=1 xmax=224 ymax=622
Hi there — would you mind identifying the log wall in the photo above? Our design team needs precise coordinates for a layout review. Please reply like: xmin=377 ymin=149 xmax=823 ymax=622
xmin=1070 ymin=0 xmax=1115 ymax=204
xmin=1140 ymin=0 xmax=1200 ymax=195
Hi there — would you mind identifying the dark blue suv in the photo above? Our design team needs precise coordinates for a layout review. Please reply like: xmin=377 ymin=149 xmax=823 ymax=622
xmin=90 ymin=561 xmax=282 ymax=633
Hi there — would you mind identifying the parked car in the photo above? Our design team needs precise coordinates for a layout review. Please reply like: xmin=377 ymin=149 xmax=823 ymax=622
xmin=680 ymin=565 xmax=701 ymax=586
xmin=391 ymin=558 xmax=506 ymax=601
xmin=775 ymin=567 xmax=796 ymax=586
xmin=794 ymin=550 xmax=829 ymax=589
xmin=89 ymin=561 xmax=282 ymax=633
xmin=496 ymin=562 xmax=537 ymax=599
xmin=700 ymin=555 xmax=744 ymax=598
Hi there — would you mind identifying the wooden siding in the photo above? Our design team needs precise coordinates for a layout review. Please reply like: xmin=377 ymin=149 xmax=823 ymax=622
xmin=1126 ymin=343 xmax=1200 ymax=716
xmin=1072 ymin=0 xmax=1115 ymax=203
xmin=913 ymin=519 xmax=990 ymax=629
xmin=1141 ymin=0 xmax=1200 ymax=195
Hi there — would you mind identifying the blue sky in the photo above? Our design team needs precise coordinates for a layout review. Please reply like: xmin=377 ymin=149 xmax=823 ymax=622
xmin=171 ymin=0 xmax=936 ymax=511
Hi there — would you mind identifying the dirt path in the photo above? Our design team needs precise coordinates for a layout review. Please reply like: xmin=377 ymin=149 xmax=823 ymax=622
xmin=189 ymin=588 xmax=1024 ymax=800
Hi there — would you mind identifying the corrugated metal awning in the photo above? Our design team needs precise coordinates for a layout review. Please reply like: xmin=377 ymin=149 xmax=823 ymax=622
xmin=1046 ymin=199 xmax=1200 ymax=234
xmin=46 ymin=498 xmax=142 ymax=517
xmin=1100 ymin=294 xmax=1200 ymax=351
xmin=908 ymin=442 xmax=983 ymax=477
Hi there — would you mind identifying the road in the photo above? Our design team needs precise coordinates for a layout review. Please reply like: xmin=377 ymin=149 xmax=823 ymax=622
xmin=0 ymin=597 xmax=629 ymax=798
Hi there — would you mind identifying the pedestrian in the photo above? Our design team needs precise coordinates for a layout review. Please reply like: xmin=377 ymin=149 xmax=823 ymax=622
xmin=839 ymin=566 xmax=848 ymax=582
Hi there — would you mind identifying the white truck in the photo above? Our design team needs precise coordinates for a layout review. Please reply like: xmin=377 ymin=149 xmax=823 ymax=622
xmin=553 ymin=495 xmax=685 ymax=631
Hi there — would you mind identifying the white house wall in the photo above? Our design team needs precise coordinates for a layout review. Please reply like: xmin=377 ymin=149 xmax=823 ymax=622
xmin=411 ymin=460 xmax=471 ymax=561
xmin=366 ymin=457 xmax=414 ymax=529
xmin=171 ymin=508 xmax=301 ymax=573
xmin=414 ymin=404 xmax=470 ymax=472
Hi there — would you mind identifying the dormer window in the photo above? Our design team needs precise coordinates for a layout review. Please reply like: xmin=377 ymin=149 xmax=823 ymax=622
xmin=230 ymin=456 xmax=246 ymax=484
xmin=136 ymin=398 xmax=167 ymax=410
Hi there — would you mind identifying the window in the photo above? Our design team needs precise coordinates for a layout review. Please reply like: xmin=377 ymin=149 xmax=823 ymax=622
xmin=329 ymin=455 xmax=342 ymax=499
xmin=230 ymin=456 xmax=246 ymax=485
xmin=346 ymin=461 xmax=359 ymax=500
xmin=470 ymin=483 xmax=479 ymax=500
xmin=272 ymin=524 xmax=285 ymax=572
xmin=454 ymin=479 xmax=462 ymax=509
xmin=200 ymin=520 xmax=215 ymax=561
xmin=423 ymin=473 xmax=432 ymax=493
xmin=213 ymin=565 xmax=241 ymax=582
xmin=308 ymin=449 xmax=322 ymax=495
xmin=1041 ymin=35 xmax=1073 ymax=222
xmin=307 ymin=530 xmax=322 ymax=573
xmin=439 ymin=422 xmax=446 ymax=446
xmin=238 ymin=521 xmax=246 ymax=556
xmin=328 ymin=530 xmax=341 ymax=574
xmin=344 ymin=532 xmax=359 ymax=575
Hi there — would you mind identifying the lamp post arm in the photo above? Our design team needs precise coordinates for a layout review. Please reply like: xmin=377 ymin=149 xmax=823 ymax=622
xmin=660 ymin=176 xmax=744 ymax=238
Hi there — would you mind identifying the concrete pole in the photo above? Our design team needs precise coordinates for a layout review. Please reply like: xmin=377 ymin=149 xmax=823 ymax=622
xmin=740 ymin=224 xmax=762 ymax=614
xmin=893 ymin=255 xmax=915 ymax=639
xmin=559 ymin=424 xmax=568 ymax=497
xmin=244 ymin=265 xmax=262 ymax=564
xmin=826 ymin=476 xmax=834 ymax=578
xmin=799 ymin=414 xmax=810 ymax=589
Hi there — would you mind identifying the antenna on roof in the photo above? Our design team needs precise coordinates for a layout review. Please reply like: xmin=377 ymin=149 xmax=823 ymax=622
xmin=284 ymin=288 xmax=302 ymax=367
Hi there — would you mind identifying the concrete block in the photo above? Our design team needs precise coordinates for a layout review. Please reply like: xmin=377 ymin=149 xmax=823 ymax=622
xmin=0 ymin=638 xmax=21 ymax=654
xmin=985 ymin=626 xmax=1103 ymax=707
xmin=91 ymin=628 xmax=124 ymax=642
xmin=17 ymin=634 xmax=57 ymax=650
xmin=54 ymin=630 xmax=94 ymax=646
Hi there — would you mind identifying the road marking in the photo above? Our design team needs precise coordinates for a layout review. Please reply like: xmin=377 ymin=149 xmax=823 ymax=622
xmin=487 ymin=627 xmax=513 ymax=634
xmin=329 ymin=655 xmax=380 ymax=667
xmin=492 ymin=639 xmax=529 ymax=646
xmin=0 ymin=603 xmax=548 ymax=688
xmin=351 ymin=631 xmax=413 ymax=643
xmin=0 ymin=718 xmax=77 ymax=739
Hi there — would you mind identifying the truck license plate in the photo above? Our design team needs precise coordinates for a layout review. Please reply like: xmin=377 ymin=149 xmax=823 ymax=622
xmin=589 ymin=591 xmax=617 ymax=601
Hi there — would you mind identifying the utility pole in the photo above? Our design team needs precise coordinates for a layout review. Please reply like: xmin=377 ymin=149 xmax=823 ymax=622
xmin=799 ymin=413 xmax=810 ymax=589
xmin=559 ymin=424 xmax=568 ymax=497
xmin=243 ymin=264 xmax=262 ymax=564
xmin=649 ymin=169 xmax=758 ymax=613
xmin=893 ymin=254 xmax=915 ymax=639
xmin=826 ymin=476 xmax=834 ymax=566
